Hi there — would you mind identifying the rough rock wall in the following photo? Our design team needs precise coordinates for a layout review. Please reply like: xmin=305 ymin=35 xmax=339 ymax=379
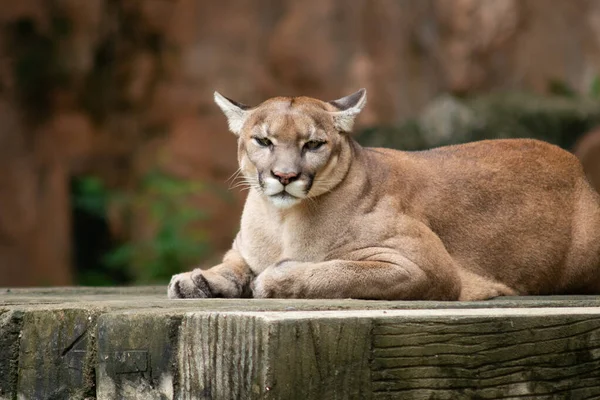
xmin=0 ymin=0 xmax=599 ymax=285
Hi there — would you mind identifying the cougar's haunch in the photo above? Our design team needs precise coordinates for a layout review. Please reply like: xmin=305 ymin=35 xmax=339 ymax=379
xmin=168 ymin=89 xmax=600 ymax=301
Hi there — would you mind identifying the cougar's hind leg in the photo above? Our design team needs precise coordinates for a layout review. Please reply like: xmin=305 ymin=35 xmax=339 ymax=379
xmin=457 ymin=269 xmax=518 ymax=301
xmin=561 ymin=178 xmax=600 ymax=294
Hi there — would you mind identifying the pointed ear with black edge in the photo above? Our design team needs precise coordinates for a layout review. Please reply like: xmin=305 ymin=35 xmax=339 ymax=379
xmin=328 ymin=88 xmax=367 ymax=133
xmin=214 ymin=91 xmax=251 ymax=135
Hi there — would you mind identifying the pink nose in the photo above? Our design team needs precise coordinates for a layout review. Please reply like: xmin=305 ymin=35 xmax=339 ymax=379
xmin=271 ymin=171 xmax=299 ymax=185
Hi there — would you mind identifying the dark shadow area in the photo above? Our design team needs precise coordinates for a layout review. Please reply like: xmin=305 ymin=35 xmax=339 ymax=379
xmin=70 ymin=178 xmax=132 ymax=286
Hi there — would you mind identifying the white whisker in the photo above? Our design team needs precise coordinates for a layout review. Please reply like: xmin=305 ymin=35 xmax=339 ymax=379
xmin=225 ymin=168 xmax=243 ymax=183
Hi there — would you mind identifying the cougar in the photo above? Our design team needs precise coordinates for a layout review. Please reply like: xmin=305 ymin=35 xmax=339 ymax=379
xmin=168 ymin=89 xmax=600 ymax=300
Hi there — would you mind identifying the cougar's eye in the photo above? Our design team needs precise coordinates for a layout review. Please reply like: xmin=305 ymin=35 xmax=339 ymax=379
xmin=303 ymin=140 xmax=326 ymax=151
xmin=253 ymin=136 xmax=273 ymax=148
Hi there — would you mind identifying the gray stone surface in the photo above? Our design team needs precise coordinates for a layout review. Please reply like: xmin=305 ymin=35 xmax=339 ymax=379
xmin=17 ymin=309 xmax=97 ymax=399
xmin=0 ymin=310 xmax=22 ymax=400
xmin=96 ymin=312 xmax=181 ymax=400
xmin=2 ymin=288 xmax=600 ymax=399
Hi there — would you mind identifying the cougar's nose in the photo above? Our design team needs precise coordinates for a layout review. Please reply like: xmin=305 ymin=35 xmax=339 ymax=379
xmin=271 ymin=170 xmax=299 ymax=185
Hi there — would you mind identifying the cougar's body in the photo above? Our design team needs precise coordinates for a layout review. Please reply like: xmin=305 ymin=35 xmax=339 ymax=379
xmin=169 ymin=90 xmax=600 ymax=300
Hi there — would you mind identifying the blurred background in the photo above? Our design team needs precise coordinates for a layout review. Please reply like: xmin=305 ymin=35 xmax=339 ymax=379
xmin=2 ymin=0 xmax=600 ymax=287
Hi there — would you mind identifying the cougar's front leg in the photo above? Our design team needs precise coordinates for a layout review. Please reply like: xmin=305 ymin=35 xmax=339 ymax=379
xmin=168 ymin=249 xmax=253 ymax=298
xmin=252 ymin=222 xmax=465 ymax=300
xmin=252 ymin=254 xmax=461 ymax=301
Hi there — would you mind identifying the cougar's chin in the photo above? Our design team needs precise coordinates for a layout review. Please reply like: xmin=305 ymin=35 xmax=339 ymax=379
xmin=268 ymin=192 xmax=302 ymax=209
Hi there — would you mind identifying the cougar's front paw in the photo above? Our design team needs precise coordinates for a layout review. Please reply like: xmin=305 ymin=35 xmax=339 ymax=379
xmin=251 ymin=272 xmax=275 ymax=298
xmin=251 ymin=261 xmax=305 ymax=298
xmin=168 ymin=270 xmax=213 ymax=299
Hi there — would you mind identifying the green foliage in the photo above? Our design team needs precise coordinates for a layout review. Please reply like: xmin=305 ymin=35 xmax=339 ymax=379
xmin=76 ymin=270 xmax=116 ymax=287
xmin=546 ymin=75 xmax=600 ymax=100
xmin=74 ymin=171 xmax=211 ymax=284
xmin=547 ymin=79 xmax=576 ymax=98
xmin=589 ymin=75 xmax=600 ymax=100
xmin=74 ymin=176 xmax=109 ymax=217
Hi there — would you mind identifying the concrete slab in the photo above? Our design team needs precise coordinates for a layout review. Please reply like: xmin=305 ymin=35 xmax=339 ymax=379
xmin=1 ymin=288 xmax=600 ymax=399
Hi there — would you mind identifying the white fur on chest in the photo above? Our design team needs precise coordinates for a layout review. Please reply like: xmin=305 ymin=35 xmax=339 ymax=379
xmin=238 ymin=193 xmax=342 ymax=274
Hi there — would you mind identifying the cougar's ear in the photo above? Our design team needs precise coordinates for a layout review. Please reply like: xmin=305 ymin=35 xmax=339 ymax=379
xmin=214 ymin=91 xmax=251 ymax=135
xmin=328 ymin=88 xmax=367 ymax=133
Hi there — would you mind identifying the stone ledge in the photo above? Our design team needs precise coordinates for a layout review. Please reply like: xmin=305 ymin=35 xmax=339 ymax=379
xmin=2 ymin=288 xmax=600 ymax=399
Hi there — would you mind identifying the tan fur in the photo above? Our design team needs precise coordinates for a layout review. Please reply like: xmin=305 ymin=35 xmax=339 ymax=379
xmin=168 ymin=90 xmax=600 ymax=300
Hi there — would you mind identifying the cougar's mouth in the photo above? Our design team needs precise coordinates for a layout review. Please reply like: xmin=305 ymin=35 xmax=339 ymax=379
xmin=272 ymin=192 xmax=297 ymax=200
xmin=256 ymin=171 xmax=313 ymax=208
xmin=268 ymin=191 xmax=302 ymax=208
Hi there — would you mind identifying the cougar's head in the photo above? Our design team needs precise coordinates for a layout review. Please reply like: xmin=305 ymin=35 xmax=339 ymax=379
xmin=214 ymin=89 xmax=367 ymax=209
